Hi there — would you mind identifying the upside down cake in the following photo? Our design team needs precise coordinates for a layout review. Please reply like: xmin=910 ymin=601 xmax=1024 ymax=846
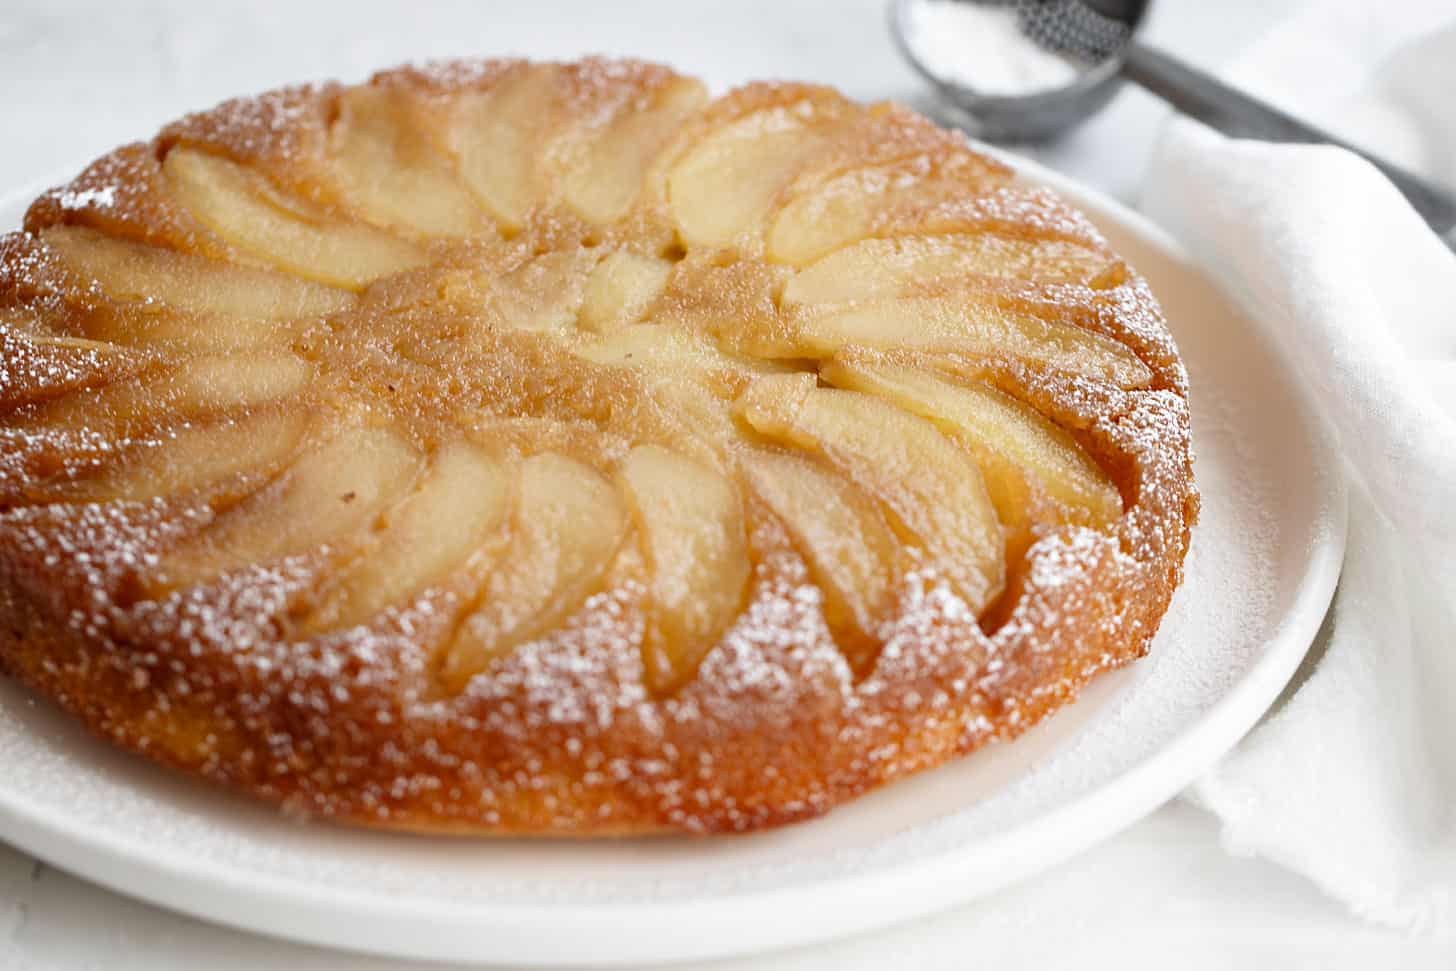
xmin=0 ymin=58 xmax=1196 ymax=834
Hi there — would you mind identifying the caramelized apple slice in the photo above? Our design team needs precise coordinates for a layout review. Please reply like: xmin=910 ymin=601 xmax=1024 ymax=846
xmin=653 ymin=379 xmax=743 ymax=465
xmin=9 ymin=333 xmax=118 ymax=353
xmin=567 ymin=324 xmax=757 ymax=465
xmin=617 ymin=444 xmax=750 ymax=693
xmin=789 ymin=296 xmax=1152 ymax=388
xmin=0 ymin=308 xmax=45 ymax=336
xmin=440 ymin=452 xmax=626 ymax=690
xmin=327 ymin=85 xmax=488 ymax=237
xmin=737 ymin=374 xmax=1004 ymax=613
xmin=667 ymin=106 xmax=832 ymax=248
xmin=572 ymin=324 xmax=753 ymax=372
xmin=153 ymin=421 xmax=422 ymax=592
xmin=742 ymin=449 xmax=901 ymax=671
xmin=64 ymin=410 xmax=310 ymax=504
xmin=781 ymin=234 xmax=1113 ymax=305
xmin=42 ymin=225 xmax=353 ymax=320
xmin=163 ymin=147 xmax=427 ymax=289
xmin=578 ymin=251 xmax=673 ymax=333
xmin=482 ymin=247 xmax=602 ymax=334
xmin=74 ymin=309 xmax=301 ymax=352
xmin=0 ymin=331 xmax=143 ymax=413
xmin=562 ymin=77 xmax=707 ymax=224
xmin=166 ymin=353 xmax=314 ymax=410
xmin=822 ymin=361 xmax=1123 ymax=524
xmin=450 ymin=64 xmax=561 ymax=231
xmin=303 ymin=442 xmax=511 ymax=632
xmin=766 ymin=171 xmax=872 ymax=267
xmin=766 ymin=153 xmax=1010 ymax=265
xmin=573 ymin=326 xmax=774 ymax=464
xmin=32 ymin=352 xmax=312 ymax=434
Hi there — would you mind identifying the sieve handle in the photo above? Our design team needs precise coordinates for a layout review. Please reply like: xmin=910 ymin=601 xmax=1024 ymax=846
xmin=1123 ymin=40 xmax=1456 ymax=251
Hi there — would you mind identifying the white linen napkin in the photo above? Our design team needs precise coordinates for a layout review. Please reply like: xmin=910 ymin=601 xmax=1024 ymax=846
xmin=1142 ymin=0 xmax=1456 ymax=931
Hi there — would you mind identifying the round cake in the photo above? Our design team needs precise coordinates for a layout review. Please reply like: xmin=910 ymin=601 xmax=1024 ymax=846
xmin=0 ymin=58 xmax=1196 ymax=834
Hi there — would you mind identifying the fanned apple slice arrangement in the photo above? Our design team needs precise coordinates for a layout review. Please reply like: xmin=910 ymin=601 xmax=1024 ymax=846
xmin=0 ymin=59 xmax=1196 ymax=834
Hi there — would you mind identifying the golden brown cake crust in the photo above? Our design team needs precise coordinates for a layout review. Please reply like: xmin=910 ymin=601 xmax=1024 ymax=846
xmin=0 ymin=58 xmax=1196 ymax=834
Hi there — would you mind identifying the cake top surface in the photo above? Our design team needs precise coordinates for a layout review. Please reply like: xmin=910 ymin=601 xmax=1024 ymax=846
xmin=0 ymin=57 xmax=1195 ymax=833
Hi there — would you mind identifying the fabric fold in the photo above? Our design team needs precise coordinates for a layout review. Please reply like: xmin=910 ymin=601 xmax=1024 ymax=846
xmin=1142 ymin=0 xmax=1456 ymax=930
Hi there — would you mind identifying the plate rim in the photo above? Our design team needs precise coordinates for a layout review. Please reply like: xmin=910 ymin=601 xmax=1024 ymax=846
xmin=0 ymin=156 xmax=1348 ymax=966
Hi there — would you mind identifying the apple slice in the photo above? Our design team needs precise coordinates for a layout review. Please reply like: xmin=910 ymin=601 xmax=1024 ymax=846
xmin=62 ymin=409 xmax=310 ymax=504
xmin=572 ymin=323 xmax=793 ymax=382
xmin=153 ymin=421 xmax=423 ymax=593
xmin=440 ymin=452 xmax=626 ymax=690
xmin=578 ymin=250 xmax=673 ymax=333
xmin=166 ymin=354 xmax=314 ymax=410
xmin=481 ymin=247 xmax=602 ymax=334
xmin=741 ymin=449 xmax=902 ymax=672
xmin=617 ymin=444 xmax=750 ymax=693
xmin=737 ymin=374 xmax=1004 ymax=614
xmin=42 ymin=225 xmax=353 ymax=321
xmin=303 ymin=442 xmax=512 ymax=633
xmin=781 ymin=234 xmax=1112 ymax=305
xmin=789 ymin=296 xmax=1152 ymax=388
xmin=765 ymin=169 xmax=873 ymax=267
xmin=562 ymin=77 xmax=707 ymax=224
xmin=327 ymin=85 xmax=488 ymax=237
xmin=32 ymin=352 xmax=312 ymax=435
xmin=766 ymin=153 xmax=1010 ymax=266
xmin=0 ymin=331 xmax=144 ymax=413
xmin=667 ymin=106 xmax=831 ymax=249
xmin=163 ymin=147 xmax=427 ymax=289
xmin=0 ymin=308 xmax=45 ymax=336
xmin=572 ymin=324 xmax=743 ymax=372
xmin=450 ymin=64 xmax=561 ymax=232
xmin=822 ymin=361 xmax=1123 ymax=524
xmin=8 ymin=333 xmax=117 ymax=353
xmin=69 ymin=307 xmax=302 ymax=352
xmin=572 ymin=326 xmax=775 ymax=464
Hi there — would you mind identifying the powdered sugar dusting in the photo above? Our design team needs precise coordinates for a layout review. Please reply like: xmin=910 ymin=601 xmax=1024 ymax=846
xmin=0 ymin=58 xmax=1194 ymax=838
xmin=56 ymin=186 xmax=117 ymax=211
xmin=0 ymin=63 xmax=1346 ymax=941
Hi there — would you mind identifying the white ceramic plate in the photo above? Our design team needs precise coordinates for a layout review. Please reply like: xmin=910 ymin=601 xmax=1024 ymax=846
xmin=0 ymin=158 xmax=1345 ymax=967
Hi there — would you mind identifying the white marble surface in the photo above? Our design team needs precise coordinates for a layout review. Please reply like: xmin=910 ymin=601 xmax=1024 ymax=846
xmin=0 ymin=0 xmax=1450 ymax=966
